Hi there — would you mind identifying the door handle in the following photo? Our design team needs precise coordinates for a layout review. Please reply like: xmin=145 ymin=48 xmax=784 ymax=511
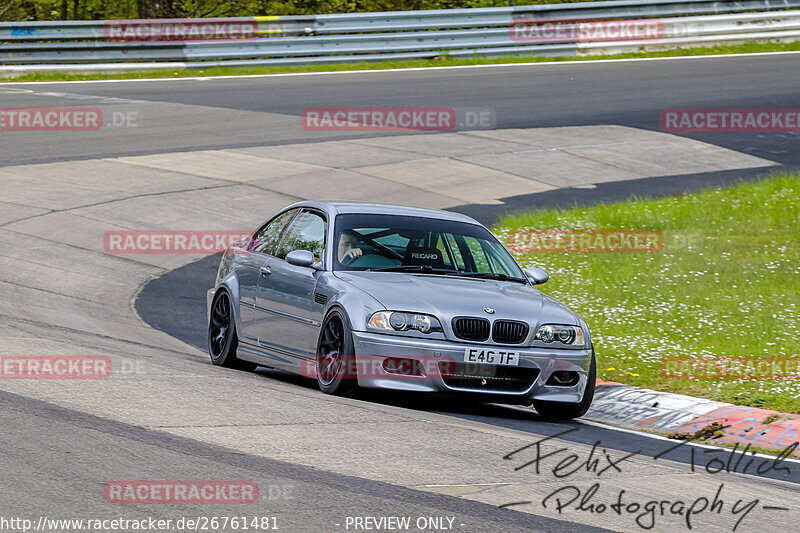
xmin=260 ymin=265 xmax=271 ymax=276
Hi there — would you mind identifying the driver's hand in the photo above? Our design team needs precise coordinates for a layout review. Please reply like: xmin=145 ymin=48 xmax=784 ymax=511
xmin=344 ymin=248 xmax=363 ymax=260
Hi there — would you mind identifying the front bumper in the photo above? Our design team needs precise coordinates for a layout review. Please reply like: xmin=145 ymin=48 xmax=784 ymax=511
xmin=351 ymin=330 xmax=592 ymax=403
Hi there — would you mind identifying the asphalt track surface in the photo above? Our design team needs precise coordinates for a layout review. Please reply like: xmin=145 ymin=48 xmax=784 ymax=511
xmin=2 ymin=54 xmax=800 ymax=533
xmin=2 ymin=54 xmax=800 ymax=168
xmin=1 ymin=389 xmax=605 ymax=533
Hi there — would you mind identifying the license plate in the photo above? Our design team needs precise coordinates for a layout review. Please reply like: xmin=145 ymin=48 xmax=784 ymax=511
xmin=463 ymin=348 xmax=519 ymax=366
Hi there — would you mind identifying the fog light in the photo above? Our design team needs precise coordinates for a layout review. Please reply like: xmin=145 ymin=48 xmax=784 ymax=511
xmin=546 ymin=371 xmax=579 ymax=386
xmin=383 ymin=357 xmax=424 ymax=376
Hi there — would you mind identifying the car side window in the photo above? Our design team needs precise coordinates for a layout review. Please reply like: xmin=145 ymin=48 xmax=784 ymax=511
xmin=275 ymin=210 xmax=327 ymax=261
xmin=462 ymin=237 xmax=520 ymax=277
xmin=485 ymin=241 xmax=522 ymax=277
xmin=252 ymin=209 xmax=298 ymax=255
xmin=436 ymin=233 xmax=466 ymax=270
xmin=445 ymin=234 xmax=466 ymax=270
xmin=463 ymin=236 xmax=492 ymax=273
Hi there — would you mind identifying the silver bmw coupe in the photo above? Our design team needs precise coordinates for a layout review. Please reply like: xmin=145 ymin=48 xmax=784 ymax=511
xmin=207 ymin=201 xmax=595 ymax=419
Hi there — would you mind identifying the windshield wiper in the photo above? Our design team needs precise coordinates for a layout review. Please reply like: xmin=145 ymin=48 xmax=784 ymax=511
xmin=366 ymin=265 xmax=458 ymax=274
xmin=448 ymin=272 xmax=528 ymax=283
xmin=365 ymin=266 xmax=527 ymax=283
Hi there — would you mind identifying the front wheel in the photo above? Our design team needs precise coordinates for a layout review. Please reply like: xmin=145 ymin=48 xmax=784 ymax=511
xmin=533 ymin=349 xmax=596 ymax=420
xmin=208 ymin=290 xmax=256 ymax=371
xmin=316 ymin=309 xmax=357 ymax=395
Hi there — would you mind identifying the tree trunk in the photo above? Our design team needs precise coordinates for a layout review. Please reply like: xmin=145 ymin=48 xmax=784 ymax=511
xmin=137 ymin=0 xmax=176 ymax=19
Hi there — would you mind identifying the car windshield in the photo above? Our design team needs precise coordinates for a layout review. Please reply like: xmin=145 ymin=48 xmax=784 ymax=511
xmin=333 ymin=213 xmax=526 ymax=282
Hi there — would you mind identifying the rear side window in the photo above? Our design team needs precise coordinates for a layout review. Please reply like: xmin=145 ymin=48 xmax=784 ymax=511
xmin=252 ymin=209 xmax=298 ymax=255
xmin=276 ymin=210 xmax=327 ymax=261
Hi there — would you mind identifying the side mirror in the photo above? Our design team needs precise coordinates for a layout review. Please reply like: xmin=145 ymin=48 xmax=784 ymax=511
xmin=286 ymin=249 xmax=318 ymax=269
xmin=524 ymin=267 xmax=549 ymax=285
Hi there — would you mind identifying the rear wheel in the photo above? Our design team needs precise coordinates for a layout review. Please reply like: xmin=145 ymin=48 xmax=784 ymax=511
xmin=316 ymin=309 xmax=356 ymax=395
xmin=533 ymin=349 xmax=596 ymax=420
xmin=208 ymin=290 xmax=256 ymax=371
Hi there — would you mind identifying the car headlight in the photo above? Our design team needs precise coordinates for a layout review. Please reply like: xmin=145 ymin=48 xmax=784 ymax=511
xmin=535 ymin=324 xmax=585 ymax=347
xmin=368 ymin=311 xmax=443 ymax=334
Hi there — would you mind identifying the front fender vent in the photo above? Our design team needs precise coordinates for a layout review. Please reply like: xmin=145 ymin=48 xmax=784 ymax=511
xmin=313 ymin=292 xmax=328 ymax=305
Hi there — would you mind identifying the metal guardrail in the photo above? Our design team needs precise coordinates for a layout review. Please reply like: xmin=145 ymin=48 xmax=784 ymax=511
xmin=1 ymin=0 xmax=800 ymax=71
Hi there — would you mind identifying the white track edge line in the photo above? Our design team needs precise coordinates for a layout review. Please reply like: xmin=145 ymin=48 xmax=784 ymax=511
xmin=2 ymin=50 xmax=800 ymax=86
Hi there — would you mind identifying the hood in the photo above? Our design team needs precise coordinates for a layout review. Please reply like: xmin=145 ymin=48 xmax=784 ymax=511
xmin=334 ymin=271 xmax=578 ymax=326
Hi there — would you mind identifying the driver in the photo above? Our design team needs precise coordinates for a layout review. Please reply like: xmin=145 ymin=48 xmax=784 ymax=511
xmin=337 ymin=230 xmax=364 ymax=263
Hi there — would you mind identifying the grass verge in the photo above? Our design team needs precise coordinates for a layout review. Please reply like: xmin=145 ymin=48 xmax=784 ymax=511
xmin=494 ymin=173 xmax=799 ymax=413
xmin=1 ymin=40 xmax=799 ymax=83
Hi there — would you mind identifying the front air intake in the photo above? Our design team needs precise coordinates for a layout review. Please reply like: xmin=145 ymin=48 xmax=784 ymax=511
xmin=492 ymin=320 xmax=529 ymax=344
xmin=452 ymin=317 xmax=490 ymax=342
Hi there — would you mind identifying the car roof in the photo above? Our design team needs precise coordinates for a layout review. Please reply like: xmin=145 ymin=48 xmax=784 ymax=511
xmin=293 ymin=201 xmax=482 ymax=225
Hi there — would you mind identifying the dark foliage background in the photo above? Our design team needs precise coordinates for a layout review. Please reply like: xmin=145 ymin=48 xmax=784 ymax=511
xmin=0 ymin=0 xmax=603 ymax=21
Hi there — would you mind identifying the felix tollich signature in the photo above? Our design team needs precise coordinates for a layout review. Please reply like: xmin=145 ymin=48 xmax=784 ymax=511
xmin=499 ymin=427 xmax=797 ymax=531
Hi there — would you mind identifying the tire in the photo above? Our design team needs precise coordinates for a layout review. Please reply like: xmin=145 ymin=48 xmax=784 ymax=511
xmin=207 ymin=289 xmax=256 ymax=371
xmin=316 ymin=309 xmax=357 ymax=395
xmin=533 ymin=348 xmax=596 ymax=420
